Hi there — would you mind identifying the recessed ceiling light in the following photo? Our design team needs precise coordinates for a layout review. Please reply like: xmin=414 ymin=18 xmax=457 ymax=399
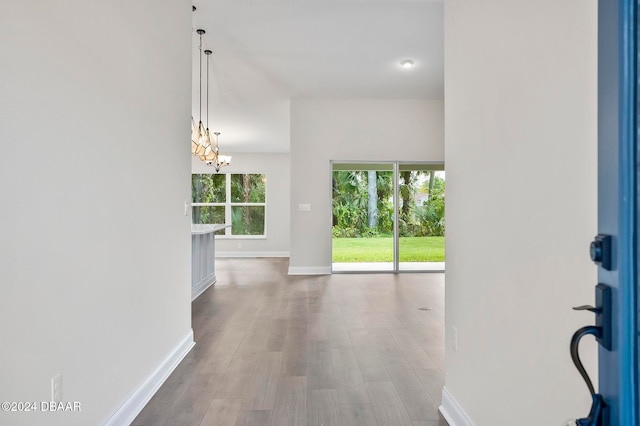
xmin=400 ymin=59 xmax=415 ymax=68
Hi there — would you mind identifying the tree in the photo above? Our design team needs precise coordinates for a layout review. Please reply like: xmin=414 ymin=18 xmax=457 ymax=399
xmin=375 ymin=172 xmax=394 ymax=234
xmin=230 ymin=174 xmax=266 ymax=235
xmin=332 ymin=171 xmax=367 ymax=235
xmin=398 ymin=170 xmax=424 ymax=237
xmin=331 ymin=169 xmax=443 ymax=238
xmin=367 ymin=171 xmax=378 ymax=228
xmin=332 ymin=170 xmax=393 ymax=237
xmin=399 ymin=171 xmax=413 ymax=217
xmin=418 ymin=174 xmax=445 ymax=236
xmin=192 ymin=173 xmax=225 ymax=224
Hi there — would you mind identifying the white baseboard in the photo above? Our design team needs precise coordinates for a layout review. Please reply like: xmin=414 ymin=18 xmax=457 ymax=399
xmin=216 ymin=251 xmax=290 ymax=258
xmin=103 ymin=330 xmax=195 ymax=426
xmin=192 ymin=274 xmax=216 ymax=301
xmin=439 ymin=387 xmax=475 ymax=426
xmin=288 ymin=266 xmax=332 ymax=275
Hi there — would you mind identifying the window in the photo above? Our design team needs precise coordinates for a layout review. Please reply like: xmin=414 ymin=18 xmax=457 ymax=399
xmin=192 ymin=173 xmax=266 ymax=237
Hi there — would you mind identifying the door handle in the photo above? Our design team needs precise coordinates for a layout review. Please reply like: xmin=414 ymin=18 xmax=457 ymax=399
xmin=570 ymin=326 xmax=607 ymax=426
xmin=571 ymin=326 xmax=600 ymax=397
xmin=570 ymin=283 xmax=612 ymax=426
xmin=572 ymin=305 xmax=600 ymax=313
xmin=572 ymin=284 xmax=612 ymax=351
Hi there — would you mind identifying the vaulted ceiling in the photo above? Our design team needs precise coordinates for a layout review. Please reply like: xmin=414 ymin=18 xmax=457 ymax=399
xmin=191 ymin=0 xmax=444 ymax=153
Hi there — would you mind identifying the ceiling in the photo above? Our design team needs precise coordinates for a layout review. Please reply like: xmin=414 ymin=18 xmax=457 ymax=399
xmin=191 ymin=0 xmax=444 ymax=153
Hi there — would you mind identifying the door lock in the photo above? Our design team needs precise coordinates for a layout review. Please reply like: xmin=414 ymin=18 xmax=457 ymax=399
xmin=590 ymin=234 xmax=612 ymax=270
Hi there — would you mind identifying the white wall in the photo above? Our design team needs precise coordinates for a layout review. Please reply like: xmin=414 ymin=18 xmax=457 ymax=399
xmin=289 ymin=99 xmax=444 ymax=273
xmin=192 ymin=153 xmax=290 ymax=256
xmin=0 ymin=1 xmax=192 ymax=425
xmin=443 ymin=1 xmax=597 ymax=425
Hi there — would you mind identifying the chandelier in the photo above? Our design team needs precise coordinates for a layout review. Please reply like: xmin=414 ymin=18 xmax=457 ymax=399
xmin=207 ymin=132 xmax=232 ymax=172
xmin=191 ymin=29 xmax=209 ymax=159
xmin=190 ymin=25 xmax=231 ymax=172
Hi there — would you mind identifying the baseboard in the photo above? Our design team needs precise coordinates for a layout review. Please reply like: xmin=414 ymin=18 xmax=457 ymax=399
xmin=103 ymin=330 xmax=195 ymax=426
xmin=288 ymin=266 xmax=332 ymax=275
xmin=216 ymin=251 xmax=290 ymax=258
xmin=439 ymin=387 xmax=475 ymax=426
xmin=192 ymin=274 xmax=216 ymax=301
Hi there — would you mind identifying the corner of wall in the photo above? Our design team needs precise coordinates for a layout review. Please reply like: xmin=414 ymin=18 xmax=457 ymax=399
xmin=439 ymin=387 xmax=475 ymax=426
xmin=104 ymin=331 xmax=195 ymax=426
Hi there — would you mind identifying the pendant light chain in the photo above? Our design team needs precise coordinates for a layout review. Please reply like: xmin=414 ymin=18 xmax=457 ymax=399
xmin=198 ymin=31 xmax=203 ymax=123
xmin=206 ymin=50 xmax=210 ymax=129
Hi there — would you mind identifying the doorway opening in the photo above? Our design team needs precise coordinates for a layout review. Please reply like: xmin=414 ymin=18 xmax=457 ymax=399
xmin=331 ymin=161 xmax=445 ymax=273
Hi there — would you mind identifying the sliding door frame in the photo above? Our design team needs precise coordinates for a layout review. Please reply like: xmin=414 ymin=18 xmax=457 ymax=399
xmin=330 ymin=160 xmax=445 ymax=274
xmin=393 ymin=162 xmax=400 ymax=272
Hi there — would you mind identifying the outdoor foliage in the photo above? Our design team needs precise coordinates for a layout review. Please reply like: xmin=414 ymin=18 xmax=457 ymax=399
xmin=192 ymin=173 xmax=266 ymax=235
xmin=417 ymin=175 xmax=445 ymax=236
xmin=192 ymin=173 xmax=225 ymax=203
xmin=230 ymin=174 xmax=265 ymax=235
xmin=332 ymin=170 xmax=445 ymax=238
xmin=400 ymin=173 xmax=445 ymax=237
xmin=192 ymin=174 xmax=225 ymax=228
xmin=231 ymin=174 xmax=265 ymax=203
xmin=332 ymin=171 xmax=393 ymax=237
xmin=231 ymin=206 xmax=265 ymax=235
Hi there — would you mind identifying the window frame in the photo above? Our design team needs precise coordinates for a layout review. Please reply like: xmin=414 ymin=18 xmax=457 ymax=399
xmin=192 ymin=173 xmax=267 ymax=239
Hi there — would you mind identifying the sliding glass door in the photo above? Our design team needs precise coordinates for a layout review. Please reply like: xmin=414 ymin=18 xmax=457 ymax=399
xmin=331 ymin=161 xmax=444 ymax=273
xmin=398 ymin=164 xmax=445 ymax=271
xmin=332 ymin=163 xmax=395 ymax=272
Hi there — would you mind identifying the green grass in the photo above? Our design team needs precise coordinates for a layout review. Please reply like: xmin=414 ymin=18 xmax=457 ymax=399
xmin=332 ymin=236 xmax=445 ymax=262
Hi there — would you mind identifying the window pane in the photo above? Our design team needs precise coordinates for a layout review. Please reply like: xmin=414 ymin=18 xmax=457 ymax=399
xmin=192 ymin=206 xmax=226 ymax=235
xmin=192 ymin=174 xmax=225 ymax=203
xmin=230 ymin=174 xmax=266 ymax=203
xmin=231 ymin=206 xmax=265 ymax=235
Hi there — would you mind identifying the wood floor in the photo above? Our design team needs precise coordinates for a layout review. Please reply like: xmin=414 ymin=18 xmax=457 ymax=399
xmin=133 ymin=258 xmax=448 ymax=426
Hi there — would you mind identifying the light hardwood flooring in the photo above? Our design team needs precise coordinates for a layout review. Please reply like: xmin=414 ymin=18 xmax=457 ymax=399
xmin=133 ymin=258 xmax=448 ymax=426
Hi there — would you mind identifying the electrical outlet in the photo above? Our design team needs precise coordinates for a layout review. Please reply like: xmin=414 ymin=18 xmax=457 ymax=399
xmin=452 ymin=326 xmax=458 ymax=351
xmin=51 ymin=374 xmax=62 ymax=403
xmin=184 ymin=201 xmax=190 ymax=216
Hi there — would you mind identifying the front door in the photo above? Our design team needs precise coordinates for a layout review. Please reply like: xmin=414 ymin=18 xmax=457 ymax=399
xmin=593 ymin=0 xmax=639 ymax=424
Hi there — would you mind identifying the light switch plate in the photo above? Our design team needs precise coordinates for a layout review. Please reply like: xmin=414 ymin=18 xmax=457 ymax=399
xmin=298 ymin=204 xmax=311 ymax=212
